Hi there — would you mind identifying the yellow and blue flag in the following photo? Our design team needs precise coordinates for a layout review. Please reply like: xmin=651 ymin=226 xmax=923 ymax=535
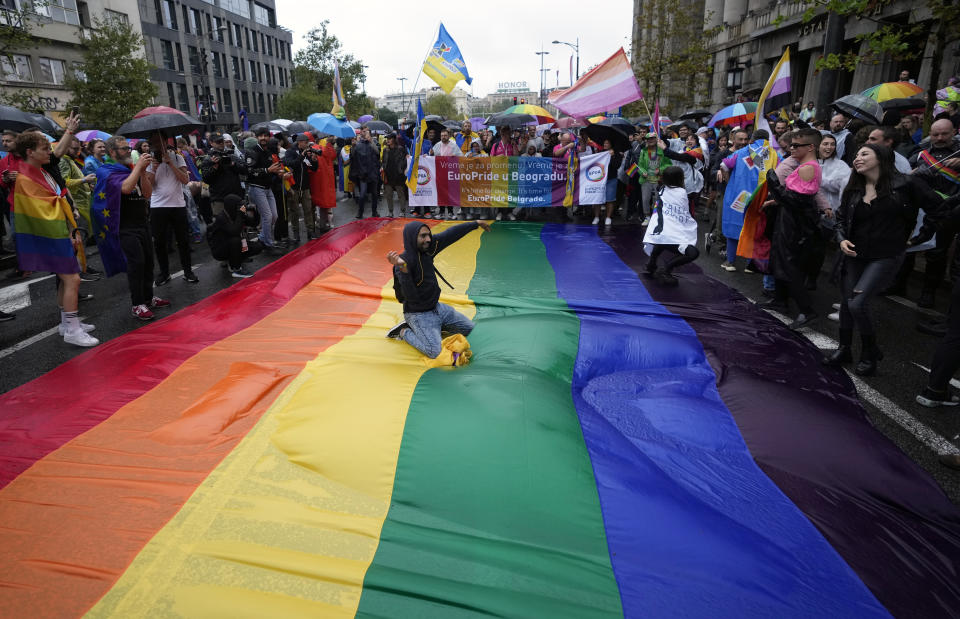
xmin=406 ymin=99 xmax=427 ymax=193
xmin=423 ymin=24 xmax=472 ymax=94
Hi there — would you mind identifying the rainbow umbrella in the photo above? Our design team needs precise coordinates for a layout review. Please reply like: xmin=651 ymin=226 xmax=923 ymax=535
xmin=1 ymin=220 xmax=958 ymax=617
xmin=75 ymin=129 xmax=112 ymax=142
xmin=861 ymin=81 xmax=923 ymax=102
xmin=503 ymin=104 xmax=555 ymax=124
xmin=708 ymin=102 xmax=757 ymax=127
xmin=588 ymin=114 xmax=606 ymax=123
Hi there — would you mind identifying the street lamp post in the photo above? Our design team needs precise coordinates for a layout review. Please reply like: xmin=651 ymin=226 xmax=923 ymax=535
xmin=397 ymin=76 xmax=407 ymax=121
xmin=551 ymin=38 xmax=580 ymax=84
xmin=535 ymin=48 xmax=549 ymax=106
xmin=361 ymin=64 xmax=368 ymax=94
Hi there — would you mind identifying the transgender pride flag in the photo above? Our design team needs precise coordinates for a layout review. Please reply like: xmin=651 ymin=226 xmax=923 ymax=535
xmin=549 ymin=48 xmax=643 ymax=118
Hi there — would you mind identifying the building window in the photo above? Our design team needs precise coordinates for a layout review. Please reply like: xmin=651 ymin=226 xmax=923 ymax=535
xmin=161 ymin=39 xmax=176 ymax=70
xmin=251 ymin=30 xmax=258 ymax=53
xmin=1 ymin=54 xmax=33 ymax=82
xmin=231 ymin=55 xmax=241 ymax=80
xmin=257 ymin=92 xmax=264 ymax=114
xmin=38 ymin=57 xmax=66 ymax=84
xmin=241 ymin=89 xmax=249 ymax=112
xmin=213 ymin=15 xmax=223 ymax=41
xmin=104 ymin=8 xmax=126 ymax=23
xmin=205 ymin=13 xmax=213 ymax=37
xmin=253 ymin=2 xmax=272 ymax=27
xmin=248 ymin=59 xmax=256 ymax=82
xmin=222 ymin=90 xmax=232 ymax=113
xmin=167 ymin=83 xmax=176 ymax=108
xmin=220 ymin=0 xmax=249 ymax=19
xmin=233 ymin=23 xmax=242 ymax=48
xmin=155 ymin=0 xmax=176 ymax=29
xmin=35 ymin=0 xmax=81 ymax=25
xmin=177 ymin=83 xmax=189 ymax=112
xmin=188 ymin=45 xmax=201 ymax=73
xmin=188 ymin=7 xmax=200 ymax=35
xmin=213 ymin=53 xmax=223 ymax=78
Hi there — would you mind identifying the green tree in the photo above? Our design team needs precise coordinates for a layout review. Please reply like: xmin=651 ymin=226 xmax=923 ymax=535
xmin=0 ymin=0 xmax=48 ymax=108
xmin=424 ymin=93 xmax=458 ymax=118
xmin=377 ymin=106 xmax=398 ymax=126
xmin=278 ymin=20 xmax=369 ymax=119
xmin=65 ymin=16 xmax=156 ymax=131
xmin=797 ymin=0 xmax=960 ymax=128
xmin=631 ymin=0 xmax=719 ymax=114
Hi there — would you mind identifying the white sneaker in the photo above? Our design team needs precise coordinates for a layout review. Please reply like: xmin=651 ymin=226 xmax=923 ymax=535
xmin=832 ymin=302 xmax=840 ymax=310
xmin=591 ymin=217 xmax=600 ymax=225
xmin=63 ymin=328 xmax=99 ymax=347
xmin=508 ymin=213 xmax=516 ymax=221
xmin=641 ymin=217 xmax=651 ymax=226
xmin=604 ymin=217 xmax=612 ymax=225
xmin=828 ymin=311 xmax=840 ymax=322
xmin=58 ymin=321 xmax=95 ymax=336
xmin=496 ymin=212 xmax=503 ymax=221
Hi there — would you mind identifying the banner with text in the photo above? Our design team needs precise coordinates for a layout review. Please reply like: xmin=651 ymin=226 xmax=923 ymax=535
xmin=409 ymin=152 xmax=611 ymax=208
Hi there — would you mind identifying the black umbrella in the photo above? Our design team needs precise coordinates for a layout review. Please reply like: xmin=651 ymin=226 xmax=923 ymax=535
xmin=27 ymin=113 xmax=62 ymax=135
xmin=832 ymin=94 xmax=883 ymax=125
xmin=880 ymin=97 xmax=927 ymax=112
xmin=484 ymin=113 xmax=538 ymax=129
xmin=630 ymin=116 xmax=650 ymax=125
xmin=115 ymin=112 xmax=204 ymax=139
xmin=596 ymin=117 xmax=637 ymax=133
xmin=0 ymin=105 xmax=43 ymax=132
xmin=363 ymin=120 xmax=392 ymax=133
xmin=442 ymin=120 xmax=462 ymax=131
xmin=679 ymin=109 xmax=711 ymax=120
xmin=250 ymin=121 xmax=286 ymax=132
xmin=285 ymin=121 xmax=313 ymax=134
xmin=582 ymin=123 xmax=630 ymax=152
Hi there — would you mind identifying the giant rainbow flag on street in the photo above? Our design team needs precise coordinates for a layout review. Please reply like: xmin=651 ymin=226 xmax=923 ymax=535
xmin=1 ymin=221 xmax=959 ymax=617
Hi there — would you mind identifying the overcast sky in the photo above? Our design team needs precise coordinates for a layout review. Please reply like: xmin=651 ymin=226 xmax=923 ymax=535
xmin=274 ymin=0 xmax=634 ymax=99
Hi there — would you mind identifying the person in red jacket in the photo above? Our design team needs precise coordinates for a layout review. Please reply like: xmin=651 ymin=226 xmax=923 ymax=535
xmin=308 ymin=138 xmax=338 ymax=231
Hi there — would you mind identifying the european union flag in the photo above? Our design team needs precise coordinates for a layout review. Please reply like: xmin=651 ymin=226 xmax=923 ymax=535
xmin=90 ymin=163 xmax=132 ymax=277
xmin=422 ymin=24 xmax=472 ymax=94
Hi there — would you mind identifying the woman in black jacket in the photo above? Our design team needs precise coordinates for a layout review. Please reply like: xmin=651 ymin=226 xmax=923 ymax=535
xmin=823 ymin=144 xmax=944 ymax=375
xmin=207 ymin=194 xmax=262 ymax=278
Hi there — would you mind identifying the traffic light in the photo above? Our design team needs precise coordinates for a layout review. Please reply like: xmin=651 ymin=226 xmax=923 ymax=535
xmin=513 ymin=97 xmax=518 ymax=105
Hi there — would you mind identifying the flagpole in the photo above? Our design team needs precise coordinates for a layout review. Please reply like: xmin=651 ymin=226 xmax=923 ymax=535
xmin=408 ymin=21 xmax=442 ymax=111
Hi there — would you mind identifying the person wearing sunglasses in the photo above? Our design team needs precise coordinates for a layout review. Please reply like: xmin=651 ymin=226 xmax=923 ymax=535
xmin=761 ymin=128 xmax=823 ymax=330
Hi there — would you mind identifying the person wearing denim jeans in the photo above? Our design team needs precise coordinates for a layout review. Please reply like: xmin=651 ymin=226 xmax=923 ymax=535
xmin=386 ymin=220 xmax=492 ymax=358
xmin=244 ymin=128 xmax=282 ymax=249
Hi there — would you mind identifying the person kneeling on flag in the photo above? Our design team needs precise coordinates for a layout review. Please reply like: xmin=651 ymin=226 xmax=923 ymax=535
xmin=386 ymin=220 xmax=490 ymax=358
xmin=642 ymin=166 xmax=700 ymax=286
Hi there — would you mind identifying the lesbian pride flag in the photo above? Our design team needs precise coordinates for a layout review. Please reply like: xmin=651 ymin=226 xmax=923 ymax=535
xmin=549 ymin=48 xmax=643 ymax=119
xmin=1 ymin=221 xmax=959 ymax=617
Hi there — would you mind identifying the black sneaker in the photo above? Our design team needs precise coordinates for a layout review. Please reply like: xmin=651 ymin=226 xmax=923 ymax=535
xmin=917 ymin=289 xmax=936 ymax=308
xmin=916 ymin=387 xmax=960 ymax=408
xmin=183 ymin=270 xmax=199 ymax=283
xmin=79 ymin=271 xmax=101 ymax=282
xmin=78 ymin=293 xmax=94 ymax=302
xmin=788 ymin=312 xmax=819 ymax=330
xmin=155 ymin=275 xmax=172 ymax=286
xmin=85 ymin=265 xmax=101 ymax=274
xmin=0 ymin=309 xmax=14 ymax=322
xmin=231 ymin=267 xmax=254 ymax=279
xmin=386 ymin=322 xmax=408 ymax=340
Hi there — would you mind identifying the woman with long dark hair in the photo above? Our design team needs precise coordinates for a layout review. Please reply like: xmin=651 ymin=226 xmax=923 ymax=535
xmin=823 ymin=144 xmax=944 ymax=375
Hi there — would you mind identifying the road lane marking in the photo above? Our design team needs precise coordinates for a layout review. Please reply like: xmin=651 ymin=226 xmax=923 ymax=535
xmin=0 ymin=274 xmax=55 ymax=313
xmin=749 ymin=299 xmax=960 ymax=456
xmin=911 ymin=362 xmax=960 ymax=391
xmin=0 ymin=316 xmax=88 ymax=360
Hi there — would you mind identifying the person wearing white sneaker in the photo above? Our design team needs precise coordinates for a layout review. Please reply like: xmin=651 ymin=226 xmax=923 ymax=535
xmin=9 ymin=131 xmax=99 ymax=347
xmin=595 ymin=139 xmax=622 ymax=227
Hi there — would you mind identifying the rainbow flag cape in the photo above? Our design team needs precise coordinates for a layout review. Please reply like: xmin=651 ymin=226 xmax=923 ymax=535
xmin=12 ymin=162 xmax=80 ymax=274
xmin=1 ymin=221 xmax=959 ymax=617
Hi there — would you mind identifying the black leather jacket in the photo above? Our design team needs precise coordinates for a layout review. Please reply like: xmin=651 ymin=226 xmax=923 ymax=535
xmin=244 ymin=143 xmax=275 ymax=188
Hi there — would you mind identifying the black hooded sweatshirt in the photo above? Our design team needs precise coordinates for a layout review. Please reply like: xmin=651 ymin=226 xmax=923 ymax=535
xmin=395 ymin=220 xmax=479 ymax=313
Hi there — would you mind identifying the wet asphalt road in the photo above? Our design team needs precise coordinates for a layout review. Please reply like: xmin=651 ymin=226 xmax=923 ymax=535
xmin=1 ymin=198 xmax=958 ymax=504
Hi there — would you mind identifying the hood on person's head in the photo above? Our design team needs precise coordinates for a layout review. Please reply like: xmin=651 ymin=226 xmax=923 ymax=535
xmin=223 ymin=194 xmax=244 ymax=218
xmin=243 ymin=137 xmax=258 ymax=150
xmin=402 ymin=221 xmax=433 ymax=259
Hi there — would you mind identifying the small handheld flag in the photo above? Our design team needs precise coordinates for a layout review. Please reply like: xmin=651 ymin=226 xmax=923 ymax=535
xmin=626 ymin=162 xmax=639 ymax=178
xmin=423 ymin=24 xmax=473 ymax=94
xmin=332 ymin=61 xmax=347 ymax=119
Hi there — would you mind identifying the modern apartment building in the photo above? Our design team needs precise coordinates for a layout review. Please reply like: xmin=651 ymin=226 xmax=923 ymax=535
xmin=139 ymin=0 xmax=293 ymax=129
xmin=0 ymin=0 xmax=144 ymax=124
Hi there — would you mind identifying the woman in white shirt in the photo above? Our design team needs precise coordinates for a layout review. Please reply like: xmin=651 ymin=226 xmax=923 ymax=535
xmin=642 ymin=166 xmax=700 ymax=285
